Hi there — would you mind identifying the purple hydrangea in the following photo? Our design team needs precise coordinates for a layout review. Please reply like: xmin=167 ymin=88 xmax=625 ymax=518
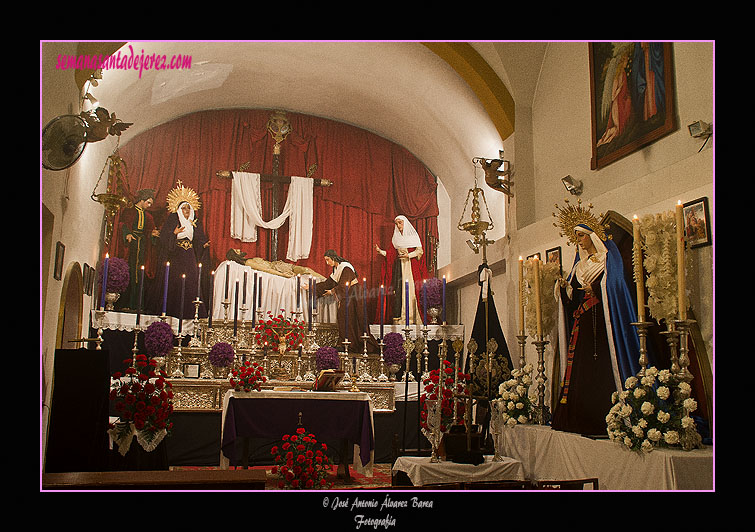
xmin=208 ymin=342 xmax=235 ymax=367
xmin=383 ymin=332 xmax=406 ymax=366
xmin=100 ymin=257 xmax=130 ymax=294
xmin=315 ymin=346 xmax=340 ymax=372
xmin=144 ymin=320 xmax=175 ymax=357
xmin=424 ymin=277 xmax=443 ymax=307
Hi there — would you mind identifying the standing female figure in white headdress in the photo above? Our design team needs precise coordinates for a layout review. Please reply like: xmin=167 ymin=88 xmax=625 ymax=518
xmin=375 ymin=215 xmax=429 ymax=325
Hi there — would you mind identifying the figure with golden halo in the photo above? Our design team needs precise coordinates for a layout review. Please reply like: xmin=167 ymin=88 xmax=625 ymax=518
xmin=550 ymin=199 xmax=643 ymax=436
xmin=153 ymin=181 xmax=211 ymax=320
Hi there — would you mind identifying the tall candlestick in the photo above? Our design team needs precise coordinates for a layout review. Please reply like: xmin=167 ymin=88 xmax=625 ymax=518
xmin=442 ymin=275 xmax=447 ymax=325
xmin=379 ymin=284 xmax=384 ymax=339
xmin=405 ymin=280 xmax=409 ymax=327
xmin=242 ymin=271 xmax=247 ymax=305
xmin=345 ymin=280 xmax=350 ymax=341
xmin=233 ymin=279 xmax=239 ymax=336
xmin=675 ymin=201 xmax=687 ymax=321
xmin=224 ymin=263 xmax=230 ymax=300
xmin=196 ymin=263 xmax=202 ymax=298
xmin=136 ymin=265 xmax=145 ymax=326
xmin=518 ymin=257 xmax=525 ymax=335
xmin=100 ymin=253 xmax=109 ymax=310
xmin=363 ymin=278 xmax=368 ymax=333
xmin=162 ymin=261 xmax=170 ymax=315
xmin=296 ymin=274 xmax=301 ymax=309
xmin=208 ymin=270 xmax=215 ymax=328
xmin=422 ymin=279 xmax=427 ymax=326
xmin=533 ymin=257 xmax=542 ymax=337
xmin=178 ymin=274 xmax=186 ymax=334
xmin=307 ymin=276 xmax=313 ymax=331
xmin=632 ymin=216 xmax=646 ymax=322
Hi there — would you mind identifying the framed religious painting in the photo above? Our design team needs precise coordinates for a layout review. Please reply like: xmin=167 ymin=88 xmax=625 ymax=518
xmin=683 ymin=197 xmax=712 ymax=248
xmin=546 ymin=246 xmax=563 ymax=276
xmin=589 ymin=42 xmax=677 ymax=170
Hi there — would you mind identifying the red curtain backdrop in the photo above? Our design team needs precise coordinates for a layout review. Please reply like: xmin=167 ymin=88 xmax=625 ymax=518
xmin=110 ymin=109 xmax=438 ymax=318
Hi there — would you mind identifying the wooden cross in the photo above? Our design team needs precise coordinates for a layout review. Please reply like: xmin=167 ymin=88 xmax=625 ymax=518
xmin=216 ymin=111 xmax=332 ymax=261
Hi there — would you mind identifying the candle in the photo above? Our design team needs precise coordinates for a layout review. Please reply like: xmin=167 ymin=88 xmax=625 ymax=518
xmin=233 ymin=279 xmax=239 ymax=336
xmin=224 ymin=263 xmax=230 ymax=300
xmin=136 ymin=265 xmax=145 ymax=326
xmin=296 ymin=274 xmax=301 ymax=309
xmin=422 ymin=279 xmax=427 ymax=326
xmin=405 ymin=280 xmax=409 ymax=327
xmin=518 ymin=257 xmax=525 ymax=335
xmin=208 ymin=270 xmax=215 ymax=328
xmin=251 ymin=272 xmax=257 ymax=326
xmin=258 ymin=276 xmax=262 ymax=307
xmin=242 ymin=271 xmax=247 ymax=305
xmin=100 ymin=253 xmax=109 ymax=310
xmin=307 ymin=276 xmax=313 ymax=331
xmin=363 ymin=277 xmax=368 ymax=333
xmin=178 ymin=274 xmax=186 ymax=334
xmin=533 ymin=257 xmax=542 ymax=338
xmin=379 ymin=284 xmax=384 ymax=339
xmin=345 ymin=280 xmax=350 ymax=341
xmin=442 ymin=275 xmax=447 ymax=325
xmin=633 ymin=216 xmax=646 ymax=322
xmin=676 ymin=201 xmax=687 ymax=321
xmin=197 ymin=262 xmax=202 ymax=298
xmin=162 ymin=261 xmax=170 ymax=315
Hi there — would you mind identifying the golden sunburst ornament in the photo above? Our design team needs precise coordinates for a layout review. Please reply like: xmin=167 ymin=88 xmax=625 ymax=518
xmin=552 ymin=198 xmax=610 ymax=246
xmin=166 ymin=180 xmax=201 ymax=213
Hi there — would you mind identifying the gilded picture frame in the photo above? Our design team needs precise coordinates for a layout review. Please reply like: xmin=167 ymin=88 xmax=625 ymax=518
xmin=589 ymin=42 xmax=677 ymax=170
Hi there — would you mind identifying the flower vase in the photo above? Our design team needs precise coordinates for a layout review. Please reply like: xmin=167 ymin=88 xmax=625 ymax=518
xmin=427 ymin=306 xmax=441 ymax=324
xmin=105 ymin=292 xmax=120 ymax=311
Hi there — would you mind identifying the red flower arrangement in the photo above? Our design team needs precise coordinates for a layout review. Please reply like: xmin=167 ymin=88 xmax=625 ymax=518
xmin=420 ymin=359 xmax=470 ymax=432
xmin=254 ymin=311 xmax=306 ymax=351
xmin=109 ymin=354 xmax=174 ymax=443
xmin=270 ymin=427 xmax=333 ymax=489
xmin=230 ymin=360 xmax=267 ymax=392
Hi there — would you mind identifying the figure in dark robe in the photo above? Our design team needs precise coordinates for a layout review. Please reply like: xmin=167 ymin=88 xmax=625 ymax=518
xmin=551 ymin=224 xmax=642 ymax=436
xmin=311 ymin=250 xmax=379 ymax=354
xmin=153 ymin=200 xmax=210 ymax=320
xmin=375 ymin=215 xmax=428 ymax=325
xmin=117 ymin=189 xmax=159 ymax=311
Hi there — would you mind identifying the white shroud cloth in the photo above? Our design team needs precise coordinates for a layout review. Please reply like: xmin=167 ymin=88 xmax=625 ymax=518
xmin=230 ymin=171 xmax=313 ymax=261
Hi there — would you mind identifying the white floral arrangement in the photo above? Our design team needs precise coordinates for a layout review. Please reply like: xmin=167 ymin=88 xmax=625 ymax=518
xmin=606 ymin=366 xmax=702 ymax=453
xmin=496 ymin=363 xmax=535 ymax=427
xmin=638 ymin=212 xmax=692 ymax=325
xmin=523 ymin=260 xmax=560 ymax=338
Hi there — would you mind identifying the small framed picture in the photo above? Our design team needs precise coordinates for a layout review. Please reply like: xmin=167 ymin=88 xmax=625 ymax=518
xmin=526 ymin=252 xmax=541 ymax=261
xmin=546 ymin=246 xmax=563 ymax=276
xmin=682 ymin=197 xmax=711 ymax=249
xmin=54 ymin=241 xmax=65 ymax=280
xmin=183 ymin=363 xmax=201 ymax=379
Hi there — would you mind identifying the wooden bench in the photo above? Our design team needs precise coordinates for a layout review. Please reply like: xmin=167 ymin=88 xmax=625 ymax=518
xmin=42 ymin=469 xmax=267 ymax=491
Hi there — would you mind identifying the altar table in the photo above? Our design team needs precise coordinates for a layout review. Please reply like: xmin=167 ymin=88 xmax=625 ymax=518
xmin=392 ymin=455 xmax=525 ymax=487
xmin=220 ymin=389 xmax=374 ymax=476
xmin=498 ymin=424 xmax=713 ymax=490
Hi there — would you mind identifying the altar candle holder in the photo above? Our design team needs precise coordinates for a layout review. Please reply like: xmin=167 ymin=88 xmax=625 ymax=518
xmin=237 ymin=304 xmax=249 ymax=349
xmin=630 ymin=320 xmax=653 ymax=376
xmin=93 ymin=309 xmax=107 ymax=350
xmin=358 ymin=333 xmax=373 ymax=382
xmin=172 ymin=330 xmax=186 ymax=378
xmin=420 ymin=325 xmax=430 ymax=381
xmin=130 ymin=324 xmax=140 ymax=368
xmin=402 ymin=326 xmax=415 ymax=382
xmin=660 ymin=325 xmax=681 ymax=376
xmin=341 ymin=337 xmax=352 ymax=386
xmin=222 ymin=298 xmax=231 ymax=325
xmin=189 ymin=297 xmax=203 ymax=347
xmin=295 ymin=345 xmax=304 ymax=382
xmin=674 ymin=318 xmax=695 ymax=384
xmin=516 ymin=334 xmax=528 ymax=370
xmin=376 ymin=337 xmax=388 ymax=382
xmin=531 ymin=335 xmax=551 ymax=425
xmin=349 ymin=354 xmax=361 ymax=392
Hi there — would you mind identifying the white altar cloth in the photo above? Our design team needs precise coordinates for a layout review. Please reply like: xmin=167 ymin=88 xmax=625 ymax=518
xmin=498 ymin=424 xmax=713 ymax=490
xmin=392 ymin=455 xmax=525 ymax=487
xmin=212 ymin=260 xmax=336 ymax=323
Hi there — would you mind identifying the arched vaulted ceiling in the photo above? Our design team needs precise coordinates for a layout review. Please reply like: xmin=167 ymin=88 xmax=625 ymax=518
xmin=80 ymin=41 xmax=526 ymax=202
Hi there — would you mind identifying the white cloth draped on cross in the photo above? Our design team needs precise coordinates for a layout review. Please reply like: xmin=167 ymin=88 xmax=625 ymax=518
xmin=230 ymin=171 xmax=313 ymax=261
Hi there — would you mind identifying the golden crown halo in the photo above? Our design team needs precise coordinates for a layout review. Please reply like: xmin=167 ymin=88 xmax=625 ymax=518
xmin=166 ymin=180 xmax=201 ymax=213
xmin=552 ymin=198 xmax=610 ymax=246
